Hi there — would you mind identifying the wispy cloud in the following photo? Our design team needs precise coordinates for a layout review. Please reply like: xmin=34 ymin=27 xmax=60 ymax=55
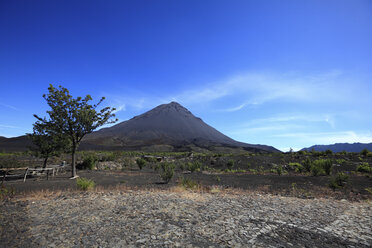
xmin=172 ymin=70 xmax=364 ymax=111
xmin=0 ymin=103 xmax=18 ymax=111
xmin=0 ymin=124 xmax=21 ymax=129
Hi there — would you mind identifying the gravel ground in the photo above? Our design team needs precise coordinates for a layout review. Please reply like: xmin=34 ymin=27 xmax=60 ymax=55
xmin=1 ymin=189 xmax=371 ymax=248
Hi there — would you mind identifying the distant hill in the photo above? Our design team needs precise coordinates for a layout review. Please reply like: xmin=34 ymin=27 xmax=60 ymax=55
xmin=301 ymin=143 xmax=372 ymax=153
xmin=0 ymin=102 xmax=279 ymax=153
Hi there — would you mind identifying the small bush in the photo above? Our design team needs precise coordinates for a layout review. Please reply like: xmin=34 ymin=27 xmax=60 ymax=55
xmin=288 ymin=162 xmax=304 ymax=173
xmin=303 ymin=158 xmax=312 ymax=172
xmin=275 ymin=165 xmax=285 ymax=175
xmin=136 ymin=158 xmax=147 ymax=170
xmin=329 ymin=172 xmax=349 ymax=190
xmin=159 ymin=162 xmax=175 ymax=184
xmin=311 ymin=163 xmax=325 ymax=176
xmin=361 ymin=149 xmax=369 ymax=157
xmin=76 ymin=177 xmax=95 ymax=190
xmin=179 ymin=177 xmax=200 ymax=190
xmin=325 ymin=149 xmax=333 ymax=155
xmin=77 ymin=155 xmax=97 ymax=170
xmin=311 ymin=159 xmax=332 ymax=176
xmin=356 ymin=163 xmax=372 ymax=173
xmin=187 ymin=161 xmax=201 ymax=173
xmin=226 ymin=159 xmax=234 ymax=170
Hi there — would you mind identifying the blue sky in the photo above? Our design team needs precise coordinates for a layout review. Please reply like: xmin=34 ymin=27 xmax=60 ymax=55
xmin=0 ymin=0 xmax=371 ymax=151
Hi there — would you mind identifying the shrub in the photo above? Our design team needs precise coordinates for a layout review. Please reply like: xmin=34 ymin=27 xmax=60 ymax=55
xmin=329 ymin=172 xmax=349 ymax=190
xmin=303 ymin=158 xmax=312 ymax=172
xmin=356 ymin=163 xmax=372 ymax=173
xmin=322 ymin=159 xmax=333 ymax=175
xmin=159 ymin=162 xmax=175 ymax=184
xmin=100 ymin=152 xmax=117 ymax=161
xmin=179 ymin=177 xmax=200 ymax=190
xmin=226 ymin=159 xmax=234 ymax=170
xmin=76 ymin=177 xmax=95 ymax=190
xmin=325 ymin=149 xmax=333 ymax=155
xmin=311 ymin=163 xmax=325 ymax=176
xmin=361 ymin=149 xmax=369 ymax=157
xmin=288 ymin=162 xmax=304 ymax=173
xmin=275 ymin=165 xmax=285 ymax=176
xmin=311 ymin=159 xmax=332 ymax=176
xmin=136 ymin=158 xmax=147 ymax=170
xmin=77 ymin=155 xmax=97 ymax=170
xmin=187 ymin=161 xmax=201 ymax=173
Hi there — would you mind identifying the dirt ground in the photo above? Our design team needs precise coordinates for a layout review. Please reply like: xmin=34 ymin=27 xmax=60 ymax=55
xmin=2 ymin=167 xmax=372 ymax=201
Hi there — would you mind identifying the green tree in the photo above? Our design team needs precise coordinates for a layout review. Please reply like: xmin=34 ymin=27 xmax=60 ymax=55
xmin=28 ymin=119 xmax=69 ymax=169
xmin=34 ymin=85 xmax=117 ymax=178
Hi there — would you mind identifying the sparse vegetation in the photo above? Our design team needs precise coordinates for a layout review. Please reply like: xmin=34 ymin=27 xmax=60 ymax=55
xmin=136 ymin=158 xmax=147 ymax=170
xmin=356 ymin=162 xmax=372 ymax=173
xmin=329 ymin=172 xmax=349 ymax=190
xmin=77 ymin=154 xmax=97 ymax=170
xmin=76 ymin=177 xmax=95 ymax=190
xmin=159 ymin=162 xmax=175 ymax=183
xmin=179 ymin=177 xmax=200 ymax=190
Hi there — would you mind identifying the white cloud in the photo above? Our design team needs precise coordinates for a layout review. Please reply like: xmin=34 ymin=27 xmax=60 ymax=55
xmin=274 ymin=131 xmax=372 ymax=145
xmin=171 ymin=70 xmax=364 ymax=110
xmin=0 ymin=103 xmax=18 ymax=111
xmin=0 ymin=124 xmax=21 ymax=129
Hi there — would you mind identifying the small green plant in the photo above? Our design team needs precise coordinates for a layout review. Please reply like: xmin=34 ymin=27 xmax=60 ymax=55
xmin=76 ymin=177 xmax=95 ymax=191
xmin=329 ymin=172 xmax=349 ymax=190
xmin=288 ymin=162 xmax=304 ymax=173
xmin=311 ymin=163 xmax=325 ymax=176
xmin=179 ymin=177 xmax=200 ymax=190
xmin=303 ymin=158 xmax=312 ymax=172
xmin=136 ymin=158 xmax=147 ymax=170
xmin=275 ymin=165 xmax=285 ymax=175
xmin=159 ymin=162 xmax=175 ymax=184
xmin=356 ymin=162 xmax=372 ymax=173
xmin=215 ymin=175 xmax=221 ymax=182
xmin=187 ymin=161 xmax=201 ymax=173
xmin=77 ymin=154 xmax=97 ymax=170
xmin=226 ymin=159 xmax=234 ymax=170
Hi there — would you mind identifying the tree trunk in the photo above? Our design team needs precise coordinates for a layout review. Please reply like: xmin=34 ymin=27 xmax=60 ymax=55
xmin=41 ymin=157 xmax=48 ymax=173
xmin=42 ymin=157 xmax=48 ymax=168
xmin=71 ymin=146 xmax=77 ymax=178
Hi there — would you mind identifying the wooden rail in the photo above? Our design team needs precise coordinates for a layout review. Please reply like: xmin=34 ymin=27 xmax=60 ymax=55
xmin=1 ymin=165 xmax=66 ymax=182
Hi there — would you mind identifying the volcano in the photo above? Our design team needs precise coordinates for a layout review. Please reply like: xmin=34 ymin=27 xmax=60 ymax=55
xmin=82 ymin=102 xmax=279 ymax=152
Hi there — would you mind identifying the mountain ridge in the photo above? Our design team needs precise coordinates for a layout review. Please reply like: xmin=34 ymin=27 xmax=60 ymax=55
xmin=301 ymin=142 xmax=372 ymax=153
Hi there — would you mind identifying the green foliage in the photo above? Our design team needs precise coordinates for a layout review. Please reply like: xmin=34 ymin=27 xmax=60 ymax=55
xmin=356 ymin=162 xmax=372 ymax=173
xmin=159 ymin=162 xmax=175 ymax=183
xmin=179 ymin=177 xmax=200 ymax=190
xmin=34 ymin=85 xmax=117 ymax=177
xmin=325 ymin=149 xmax=333 ymax=155
xmin=77 ymin=154 xmax=97 ymax=170
xmin=187 ymin=161 xmax=201 ymax=173
xmin=76 ymin=177 xmax=95 ymax=190
xmin=226 ymin=159 xmax=234 ymax=170
xmin=329 ymin=172 xmax=349 ymax=190
xmin=275 ymin=165 xmax=285 ymax=175
xmin=136 ymin=158 xmax=147 ymax=170
xmin=288 ymin=162 xmax=304 ymax=173
xmin=303 ymin=158 xmax=312 ymax=172
xmin=310 ymin=163 xmax=325 ymax=176
xmin=361 ymin=149 xmax=369 ymax=157
xmin=28 ymin=120 xmax=69 ymax=162
xmin=310 ymin=159 xmax=332 ymax=176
